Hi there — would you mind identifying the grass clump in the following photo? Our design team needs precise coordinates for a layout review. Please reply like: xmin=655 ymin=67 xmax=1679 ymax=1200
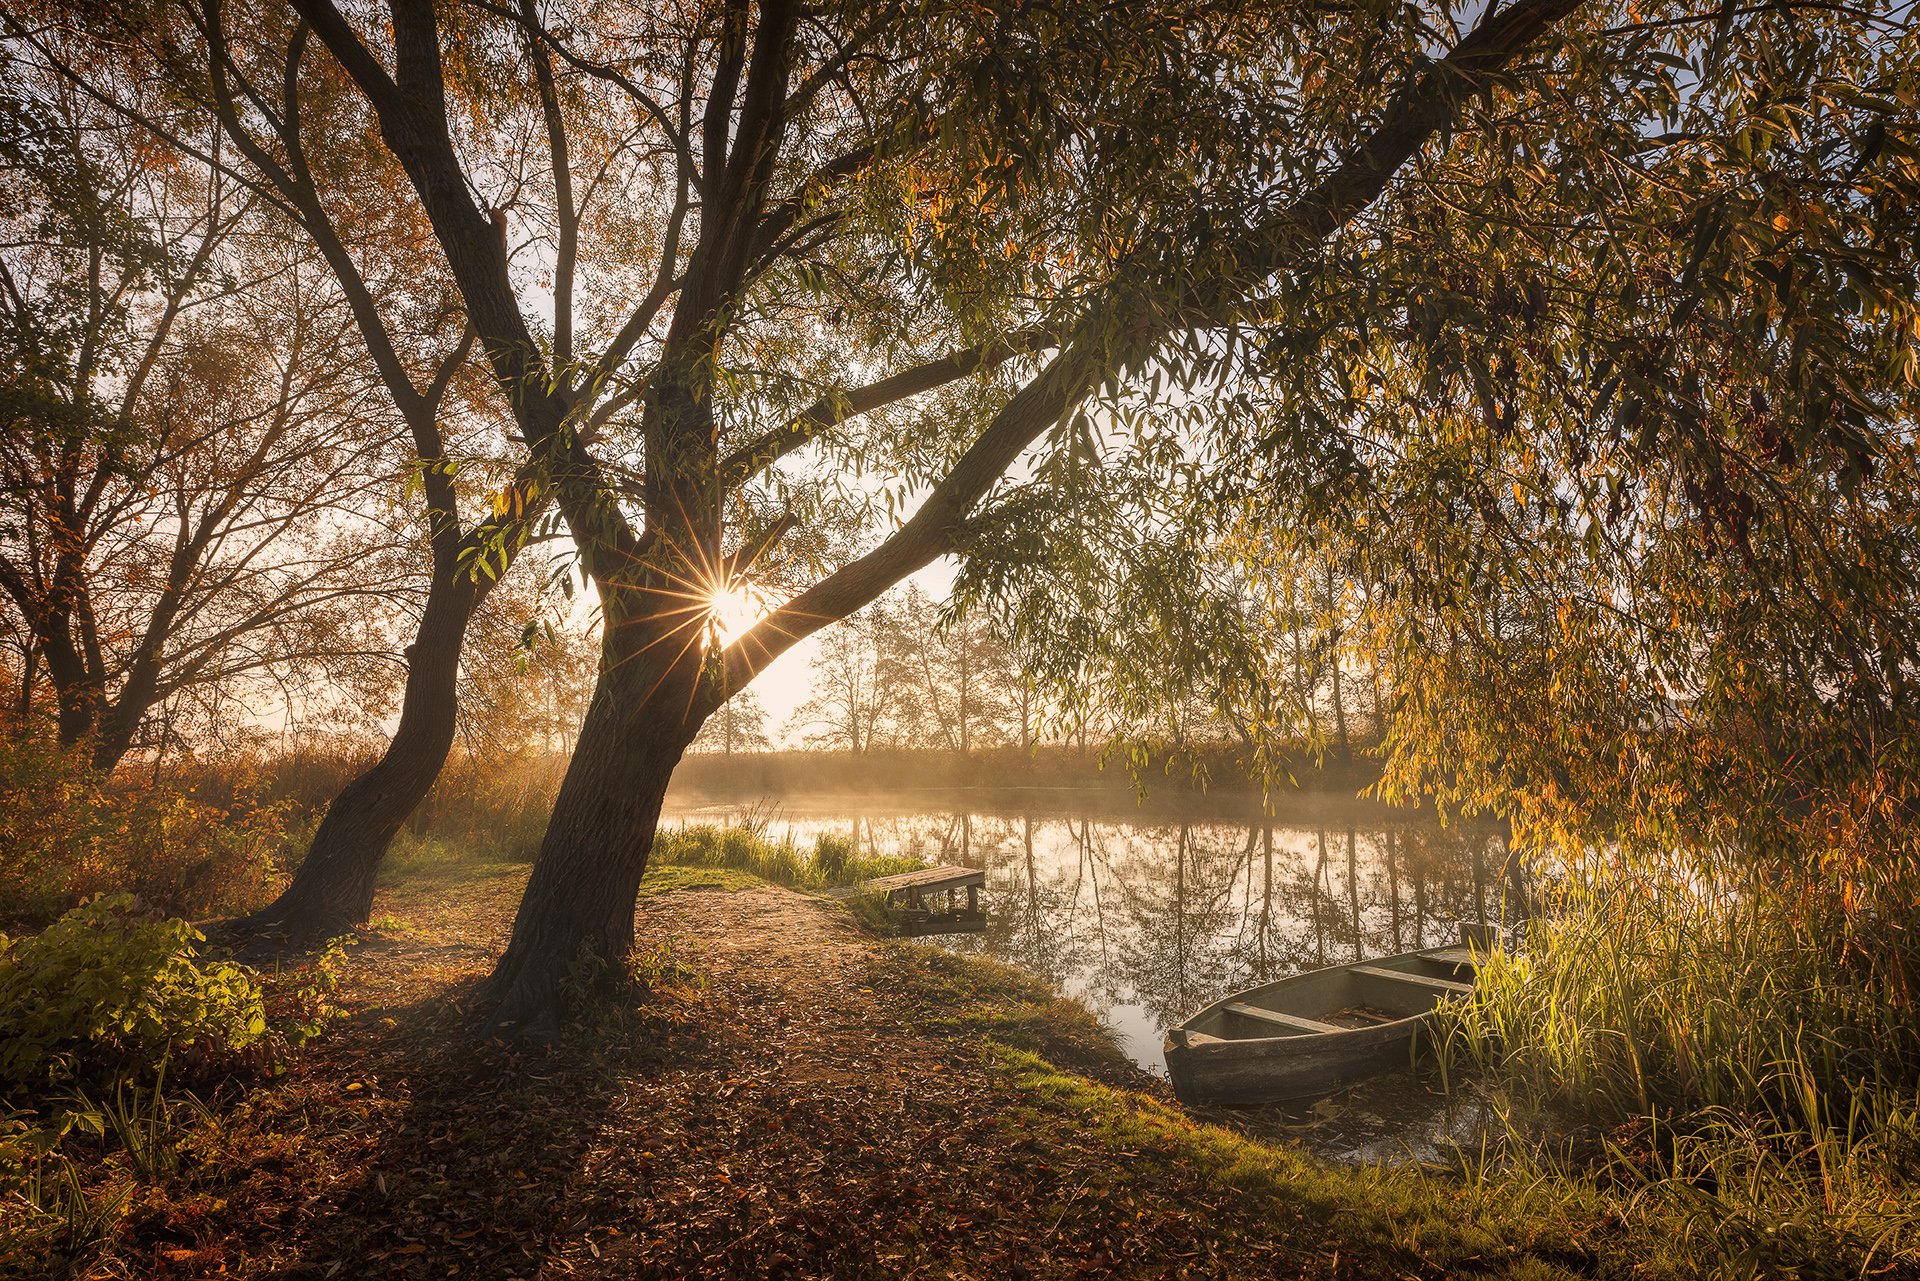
xmin=1443 ymin=848 xmax=1920 ymax=1276
xmin=652 ymin=821 xmax=918 ymax=890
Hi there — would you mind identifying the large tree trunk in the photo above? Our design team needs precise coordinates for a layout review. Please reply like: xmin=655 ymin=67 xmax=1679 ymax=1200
xmin=244 ymin=575 xmax=479 ymax=940
xmin=40 ymin=626 xmax=104 ymax=753
xmin=482 ymin=624 xmax=702 ymax=1032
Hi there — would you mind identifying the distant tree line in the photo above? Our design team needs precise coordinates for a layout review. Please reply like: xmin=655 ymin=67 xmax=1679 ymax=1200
xmin=691 ymin=571 xmax=1388 ymax=763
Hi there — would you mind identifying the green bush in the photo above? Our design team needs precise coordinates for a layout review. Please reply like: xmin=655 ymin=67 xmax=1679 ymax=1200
xmin=0 ymin=896 xmax=341 ymax=1275
xmin=0 ymin=895 xmax=320 ymax=1097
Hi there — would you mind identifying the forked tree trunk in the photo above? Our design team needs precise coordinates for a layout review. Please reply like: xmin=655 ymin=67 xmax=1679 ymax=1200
xmin=244 ymin=576 xmax=479 ymax=940
xmin=483 ymin=629 xmax=703 ymax=1032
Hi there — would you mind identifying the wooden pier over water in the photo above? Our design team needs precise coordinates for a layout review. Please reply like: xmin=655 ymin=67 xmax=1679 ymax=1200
xmin=855 ymin=865 xmax=986 ymax=936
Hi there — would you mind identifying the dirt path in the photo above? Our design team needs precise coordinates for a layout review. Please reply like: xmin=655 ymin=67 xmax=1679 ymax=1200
xmin=118 ymin=870 xmax=1583 ymax=1280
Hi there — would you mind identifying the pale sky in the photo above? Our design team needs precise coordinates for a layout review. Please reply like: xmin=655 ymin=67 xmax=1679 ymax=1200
xmin=551 ymin=548 xmax=958 ymax=748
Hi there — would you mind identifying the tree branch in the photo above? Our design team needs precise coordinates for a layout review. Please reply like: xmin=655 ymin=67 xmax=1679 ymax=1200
xmin=719 ymin=325 xmax=1056 ymax=486
xmin=714 ymin=0 xmax=1588 ymax=709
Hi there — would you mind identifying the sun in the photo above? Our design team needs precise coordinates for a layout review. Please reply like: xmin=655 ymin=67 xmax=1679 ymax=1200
xmin=705 ymin=582 xmax=769 ymax=643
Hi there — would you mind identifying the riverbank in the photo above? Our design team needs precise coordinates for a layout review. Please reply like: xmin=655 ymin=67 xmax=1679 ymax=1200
xmin=3 ymin=851 xmax=1898 ymax=1278
xmin=667 ymin=745 xmax=1393 ymax=816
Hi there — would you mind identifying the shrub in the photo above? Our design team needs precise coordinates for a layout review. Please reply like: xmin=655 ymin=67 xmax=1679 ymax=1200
xmin=0 ymin=895 xmax=330 ymax=1098
xmin=0 ymin=739 xmax=296 ymax=928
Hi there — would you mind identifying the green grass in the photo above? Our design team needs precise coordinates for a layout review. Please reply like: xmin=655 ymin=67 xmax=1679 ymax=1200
xmin=636 ymin=864 xmax=764 ymax=896
xmin=990 ymin=1047 xmax=1621 ymax=1279
xmin=869 ymin=942 xmax=1129 ymax=1079
xmin=1437 ymin=849 xmax=1920 ymax=1276
xmin=651 ymin=823 xmax=919 ymax=890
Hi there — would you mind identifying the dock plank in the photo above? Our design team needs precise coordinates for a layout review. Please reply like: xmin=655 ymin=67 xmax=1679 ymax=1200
xmin=857 ymin=864 xmax=985 ymax=895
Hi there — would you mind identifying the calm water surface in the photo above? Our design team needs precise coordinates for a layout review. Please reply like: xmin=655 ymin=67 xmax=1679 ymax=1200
xmin=661 ymin=791 xmax=1526 ymax=1074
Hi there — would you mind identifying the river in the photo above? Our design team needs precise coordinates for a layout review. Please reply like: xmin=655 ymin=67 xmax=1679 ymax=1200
xmin=660 ymin=791 xmax=1525 ymax=1074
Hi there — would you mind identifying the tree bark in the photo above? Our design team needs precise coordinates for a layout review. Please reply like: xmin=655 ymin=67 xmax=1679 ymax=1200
xmin=15 ymin=643 xmax=35 ymax=724
xmin=243 ymin=572 xmax=480 ymax=940
xmin=482 ymin=616 xmax=703 ymax=1031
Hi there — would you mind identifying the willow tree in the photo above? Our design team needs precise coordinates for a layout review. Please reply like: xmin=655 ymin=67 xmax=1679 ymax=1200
xmin=0 ymin=57 xmax=413 ymax=769
xmin=968 ymin=4 xmax=1920 ymax=895
xmin=113 ymin=0 xmax=1603 ymax=1027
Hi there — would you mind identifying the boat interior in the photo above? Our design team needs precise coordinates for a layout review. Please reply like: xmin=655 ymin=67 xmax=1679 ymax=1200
xmin=1185 ymin=948 xmax=1478 ymax=1041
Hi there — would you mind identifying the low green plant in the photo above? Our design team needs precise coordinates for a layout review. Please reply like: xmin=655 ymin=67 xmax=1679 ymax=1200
xmin=0 ymin=899 xmax=335 ymax=1279
xmin=560 ymin=939 xmax=611 ymax=1013
xmin=0 ymin=896 xmax=342 ymax=1098
xmin=0 ymin=896 xmax=270 ymax=1095
xmin=0 ymin=1139 xmax=130 ymax=1268
xmin=70 ymin=1060 xmax=217 ymax=1183
xmin=651 ymin=823 xmax=918 ymax=889
xmin=629 ymin=936 xmax=704 ymax=996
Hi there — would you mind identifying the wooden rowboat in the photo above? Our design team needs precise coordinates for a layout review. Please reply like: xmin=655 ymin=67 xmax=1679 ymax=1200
xmin=1162 ymin=927 xmax=1497 ymax=1106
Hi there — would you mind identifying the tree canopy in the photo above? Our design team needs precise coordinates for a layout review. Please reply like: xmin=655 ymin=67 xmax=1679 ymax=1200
xmin=10 ymin=0 xmax=1918 ymax=1020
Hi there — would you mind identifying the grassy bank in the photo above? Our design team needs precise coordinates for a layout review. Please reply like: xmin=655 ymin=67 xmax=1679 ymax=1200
xmin=866 ymin=925 xmax=1912 ymax=1278
xmin=652 ymin=821 xmax=920 ymax=889
xmin=7 ymin=825 xmax=1916 ymax=1278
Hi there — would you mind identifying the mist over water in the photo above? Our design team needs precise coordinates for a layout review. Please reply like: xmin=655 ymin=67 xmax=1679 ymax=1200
xmin=660 ymin=793 xmax=1524 ymax=1073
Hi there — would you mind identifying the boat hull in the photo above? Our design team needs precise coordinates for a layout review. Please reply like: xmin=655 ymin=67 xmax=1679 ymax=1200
xmin=1164 ymin=1011 xmax=1436 ymax=1106
xmin=1162 ymin=944 xmax=1483 ymax=1106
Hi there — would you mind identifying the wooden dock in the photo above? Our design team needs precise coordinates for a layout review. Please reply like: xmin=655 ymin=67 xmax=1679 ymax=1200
xmin=856 ymin=864 xmax=986 ymax=936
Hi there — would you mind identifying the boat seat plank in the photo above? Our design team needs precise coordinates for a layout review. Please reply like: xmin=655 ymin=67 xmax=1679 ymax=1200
xmin=1351 ymin=964 xmax=1473 ymax=996
xmin=1223 ymin=1003 xmax=1340 ymax=1034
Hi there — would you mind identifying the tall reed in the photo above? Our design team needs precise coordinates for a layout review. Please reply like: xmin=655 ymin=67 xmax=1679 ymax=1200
xmin=1443 ymin=844 xmax=1920 ymax=1270
xmin=1453 ymin=848 xmax=1920 ymax=1135
xmin=651 ymin=822 xmax=919 ymax=890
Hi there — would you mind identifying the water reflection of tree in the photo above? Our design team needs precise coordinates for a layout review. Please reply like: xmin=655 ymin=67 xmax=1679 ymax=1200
xmin=977 ymin=816 xmax=1084 ymax=987
xmin=808 ymin=805 xmax=1525 ymax=1063
xmin=1096 ymin=822 xmax=1262 ymax=1031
